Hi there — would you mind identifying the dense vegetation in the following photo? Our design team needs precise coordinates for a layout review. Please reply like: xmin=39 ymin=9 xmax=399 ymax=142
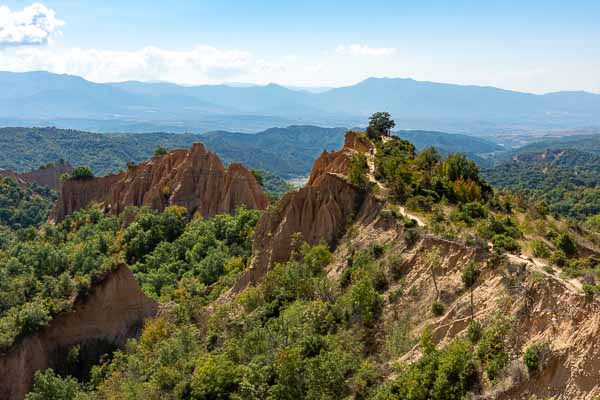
xmin=484 ymin=149 xmax=600 ymax=221
xmin=0 ymin=126 xmax=501 ymax=180
xmin=7 ymin=113 xmax=600 ymax=399
xmin=0 ymin=177 xmax=56 ymax=230
xmin=0 ymin=205 xmax=261 ymax=355
xmin=25 ymin=230 xmax=516 ymax=400
xmin=370 ymin=132 xmax=492 ymax=205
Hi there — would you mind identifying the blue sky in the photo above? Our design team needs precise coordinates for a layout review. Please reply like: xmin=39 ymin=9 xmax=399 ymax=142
xmin=0 ymin=0 xmax=598 ymax=93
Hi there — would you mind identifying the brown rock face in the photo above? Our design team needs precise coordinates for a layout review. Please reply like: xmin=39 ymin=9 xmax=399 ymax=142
xmin=231 ymin=132 xmax=382 ymax=294
xmin=0 ymin=162 xmax=73 ymax=191
xmin=50 ymin=143 xmax=269 ymax=222
xmin=307 ymin=131 xmax=373 ymax=186
xmin=0 ymin=265 xmax=157 ymax=400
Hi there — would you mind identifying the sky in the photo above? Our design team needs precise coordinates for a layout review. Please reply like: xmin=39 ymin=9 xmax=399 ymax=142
xmin=0 ymin=0 xmax=599 ymax=93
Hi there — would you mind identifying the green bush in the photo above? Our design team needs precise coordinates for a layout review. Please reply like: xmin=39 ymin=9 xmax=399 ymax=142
xmin=25 ymin=369 xmax=81 ymax=400
xmin=582 ymin=283 xmax=599 ymax=297
xmin=531 ymin=240 xmax=551 ymax=258
xmin=492 ymin=234 xmax=521 ymax=253
xmin=461 ymin=263 xmax=479 ymax=288
xmin=431 ymin=300 xmax=445 ymax=316
xmin=376 ymin=334 xmax=477 ymax=400
xmin=348 ymin=153 xmax=370 ymax=191
xmin=388 ymin=286 xmax=404 ymax=304
xmin=191 ymin=354 xmax=242 ymax=400
xmin=405 ymin=195 xmax=434 ymax=212
xmin=555 ymin=233 xmax=577 ymax=257
xmin=550 ymin=250 xmax=568 ymax=267
xmin=70 ymin=166 xmax=94 ymax=180
xmin=467 ymin=320 xmax=482 ymax=343
xmin=477 ymin=317 xmax=510 ymax=381
xmin=154 ymin=146 xmax=168 ymax=157
xmin=250 ymin=169 xmax=264 ymax=186
xmin=523 ymin=343 xmax=547 ymax=374
xmin=349 ymin=278 xmax=383 ymax=327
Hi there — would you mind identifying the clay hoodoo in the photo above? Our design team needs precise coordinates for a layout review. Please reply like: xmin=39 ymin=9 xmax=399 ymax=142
xmin=50 ymin=143 xmax=269 ymax=222
xmin=307 ymin=130 xmax=373 ymax=185
xmin=0 ymin=265 xmax=157 ymax=400
xmin=0 ymin=161 xmax=73 ymax=191
xmin=231 ymin=131 xmax=382 ymax=293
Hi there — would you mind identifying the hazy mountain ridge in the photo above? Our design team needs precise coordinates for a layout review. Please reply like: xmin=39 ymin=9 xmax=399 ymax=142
xmin=1 ymin=71 xmax=599 ymax=133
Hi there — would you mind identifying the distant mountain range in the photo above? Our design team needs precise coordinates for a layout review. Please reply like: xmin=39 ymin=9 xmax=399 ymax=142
xmin=1 ymin=71 xmax=599 ymax=134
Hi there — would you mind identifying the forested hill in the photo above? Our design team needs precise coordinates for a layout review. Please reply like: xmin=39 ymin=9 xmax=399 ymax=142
xmin=483 ymin=148 xmax=600 ymax=220
xmin=497 ymin=135 xmax=600 ymax=162
xmin=0 ymin=126 xmax=500 ymax=179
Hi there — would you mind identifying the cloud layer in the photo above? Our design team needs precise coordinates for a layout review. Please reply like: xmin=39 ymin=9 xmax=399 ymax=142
xmin=336 ymin=44 xmax=396 ymax=57
xmin=0 ymin=45 xmax=298 ymax=84
xmin=0 ymin=2 xmax=64 ymax=46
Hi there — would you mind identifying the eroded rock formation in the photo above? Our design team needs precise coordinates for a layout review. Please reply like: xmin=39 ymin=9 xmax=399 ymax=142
xmin=50 ymin=143 xmax=269 ymax=222
xmin=307 ymin=130 xmax=373 ymax=185
xmin=231 ymin=131 xmax=382 ymax=293
xmin=0 ymin=265 xmax=157 ymax=400
xmin=0 ymin=161 xmax=73 ymax=191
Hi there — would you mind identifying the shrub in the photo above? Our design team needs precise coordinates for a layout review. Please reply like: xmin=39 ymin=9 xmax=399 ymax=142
xmin=477 ymin=317 xmax=510 ymax=381
xmin=431 ymin=300 xmax=445 ymax=316
xmin=388 ymin=255 xmax=404 ymax=281
xmin=405 ymin=195 xmax=434 ymax=212
xmin=25 ymin=369 xmax=81 ymax=400
xmin=377 ymin=335 xmax=477 ymax=400
xmin=191 ymin=354 xmax=242 ymax=400
xmin=531 ymin=240 xmax=551 ymax=258
xmin=492 ymin=234 xmax=521 ymax=253
xmin=404 ymin=227 xmax=420 ymax=246
xmin=250 ymin=169 xmax=264 ymax=186
xmin=453 ymin=179 xmax=482 ymax=204
xmin=584 ymin=215 xmax=600 ymax=233
xmin=154 ymin=146 xmax=168 ymax=157
xmin=69 ymin=166 xmax=94 ymax=180
xmin=523 ymin=343 xmax=547 ymax=374
xmin=582 ymin=283 xmax=599 ymax=297
xmin=348 ymin=153 xmax=370 ymax=191
xmin=467 ymin=320 xmax=482 ymax=343
xmin=443 ymin=154 xmax=480 ymax=183
xmin=388 ymin=286 xmax=404 ymax=304
xmin=555 ymin=233 xmax=577 ymax=257
xmin=349 ymin=278 xmax=383 ymax=327
xmin=461 ymin=263 xmax=479 ymax=289
xmin=18 ymin=301 xmax=52 ymax=334
xmin=550 ymin=250 xmax=568 ymax=267
xmin=369 ymin=243 xmax=385 ymax=259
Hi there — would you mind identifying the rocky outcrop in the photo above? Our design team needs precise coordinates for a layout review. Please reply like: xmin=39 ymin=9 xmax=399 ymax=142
xmin=307 ymin=131 xmax=373 ymax=186
xmin=0 ymin=162 xmax=73 ymax=191
xmin=50 ymin=143 xmax=269 ymax=222
xmin=229 ymin=131 xmax=381 ymax=293
xmin=0 ymin=265 xmax=157 ymax=400
xmin=232 ymin=173 xmax=382 ymax=293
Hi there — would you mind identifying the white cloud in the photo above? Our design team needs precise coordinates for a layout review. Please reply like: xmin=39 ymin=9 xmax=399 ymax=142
xmin=0 ymin=45 xmax=255 ymax=83
xmin=336 ymin=44 xmax=396 ymax=57
xmin=0 ymin=3 xmax=64 ymax=46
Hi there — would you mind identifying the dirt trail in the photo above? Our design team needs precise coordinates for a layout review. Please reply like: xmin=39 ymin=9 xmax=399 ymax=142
xmin=506 ymin=253 xmax=583 ymax=293
xmin=364 ymin=140 xmax=426 ymax=227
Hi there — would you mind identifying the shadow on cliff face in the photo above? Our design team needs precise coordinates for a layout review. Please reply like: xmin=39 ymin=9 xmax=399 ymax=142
xmin=0 ymin=265 xmax=157 ymax=400
xmin=52 ymin=339 xmax=119 ymax=382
